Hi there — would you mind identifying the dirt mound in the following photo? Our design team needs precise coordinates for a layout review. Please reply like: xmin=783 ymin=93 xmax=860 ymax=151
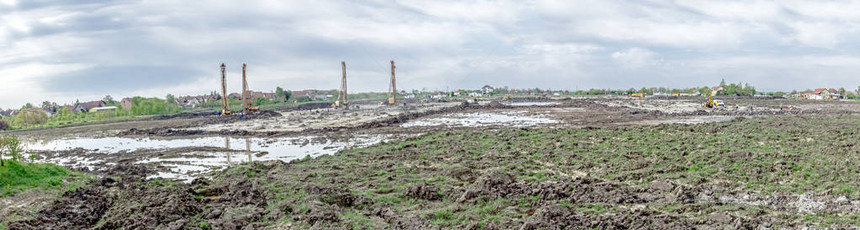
xmin=97 ymin=182 xmax=202 ymax=229
xmin=8 ymin=162 xmax=283 ymax=229
xmin=304 ymin=185 xmax=356 ymax=207
xmin=9 ymin=185 xmax=110 ymax=229
xmin=197 ymin=110 xmax=282 ymax=125
xmin=153 ymin=111 xmax=219 ymax=120
xmin=118 ymin=127 xmax=205 ymax=136
xmin=404 ymin=184 xmax=442 ymax=201
xmin=295 ymin=102 xmax=332 ymax=110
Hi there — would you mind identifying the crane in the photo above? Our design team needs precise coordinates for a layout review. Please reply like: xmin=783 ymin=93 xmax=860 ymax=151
xmin=332 ymin=61 xmax=349 ymax=109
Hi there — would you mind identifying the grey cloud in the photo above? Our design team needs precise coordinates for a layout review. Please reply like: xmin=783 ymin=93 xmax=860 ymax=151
xmin=44 ymin=65 xmax=203 ymax=93
xmin=1 ymin=0 xmax=860 ymax=108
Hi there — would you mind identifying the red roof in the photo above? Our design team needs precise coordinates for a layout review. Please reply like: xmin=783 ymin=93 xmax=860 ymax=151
xmin=813 ymin=88 xmax=827 ymax=94
xmin=78 ymin=100 xmax=106 ymax=110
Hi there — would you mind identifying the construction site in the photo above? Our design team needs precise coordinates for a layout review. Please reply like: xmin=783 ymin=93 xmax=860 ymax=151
xmin=0 ymin=58 xmax=858 ymax=229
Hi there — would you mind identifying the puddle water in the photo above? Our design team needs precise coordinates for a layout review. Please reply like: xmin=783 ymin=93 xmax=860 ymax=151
xmin=506 ymin=102 xmax=560 ymax=106
xmin=27 ymin=135 xmax=395 ymax=182
xmin=401 ymin=111 xmax=558 ymax=128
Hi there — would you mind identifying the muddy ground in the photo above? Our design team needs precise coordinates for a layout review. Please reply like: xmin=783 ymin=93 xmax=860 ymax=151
xmin=3 ymin=97 xmax=860 ymax=229
xmin=7 ymin=115 xmax=860 ymax=229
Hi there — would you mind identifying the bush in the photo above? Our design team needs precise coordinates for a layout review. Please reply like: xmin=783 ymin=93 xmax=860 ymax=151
xmin=296 ymin=96 xmax=313 ymax=103
xmin=0 ymin=119 xmax=9 ymax=130
xmin=0 ymin=135 xmax=25 ymax=166
xmin=15 ymin=108 xmax=48 ymax=126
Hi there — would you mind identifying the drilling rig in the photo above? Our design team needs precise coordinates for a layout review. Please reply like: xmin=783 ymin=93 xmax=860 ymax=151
xmin=220 ymin=63 xmax=232 ymax=115
xmin=332 ymin=61 xmax=349 ymax=109
xmin=386 ymin=60 xmax=397 ymax=106
xmin=241 ymin=63 xmax=259 ymax=114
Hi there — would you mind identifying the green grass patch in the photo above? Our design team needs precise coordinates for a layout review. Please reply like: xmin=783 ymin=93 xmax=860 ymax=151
xmin=0 ymin=161 xmax=86 ymax=197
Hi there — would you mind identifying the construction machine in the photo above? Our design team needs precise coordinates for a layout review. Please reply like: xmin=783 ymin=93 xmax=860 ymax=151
xmin=703 ymin=88 xmax=724 ymax=108
xmin=631 ymin=93 xmax=644 ymax=98
xmin=385 ymin=60 xmax=397 ymax=106
xmin=220 ymin=63 xmax=232 ymax=115
xmin=332 ymin=61 xmax=349 ymax=109
xmin=241 ymin=64 xmax=259 ymax=113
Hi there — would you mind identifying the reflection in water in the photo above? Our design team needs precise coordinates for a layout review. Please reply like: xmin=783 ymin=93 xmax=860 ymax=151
xmin=29 ymin=134 xmax=404 ymax=181
xmin=345 ymin=134 xmax=351 ymax=150
xmin=245 ymin=138 xmax=252 ymax=162
xmin=225 ymin=137 xmax=232 ymax=165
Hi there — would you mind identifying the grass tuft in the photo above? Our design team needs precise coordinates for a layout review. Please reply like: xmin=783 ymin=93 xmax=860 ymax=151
xmin=0 ymin=161 xmax=78 ymax=197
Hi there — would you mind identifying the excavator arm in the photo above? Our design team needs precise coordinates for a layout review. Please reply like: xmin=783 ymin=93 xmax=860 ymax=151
xmin=704 ymin=88 xmax=721 ymax=108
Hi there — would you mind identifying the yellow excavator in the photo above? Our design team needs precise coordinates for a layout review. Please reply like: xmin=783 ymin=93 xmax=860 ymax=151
xmin=703 ymin=88 xmax=724 ymax=108
xmin=631 ymin=93 xmax=644 ymax=98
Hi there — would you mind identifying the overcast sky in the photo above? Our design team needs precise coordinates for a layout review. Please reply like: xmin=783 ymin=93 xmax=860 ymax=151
xmin=2 ymin=0 xmax=860 ymax=108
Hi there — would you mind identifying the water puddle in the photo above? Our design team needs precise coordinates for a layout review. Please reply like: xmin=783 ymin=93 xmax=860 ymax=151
xmin=401 ymin=111 xmax=558 ymax=128
xmin=27 ymin=135 xmax=394 ymax=182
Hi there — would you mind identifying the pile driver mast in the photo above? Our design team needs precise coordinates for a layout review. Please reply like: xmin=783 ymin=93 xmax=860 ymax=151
xmin=388 ymin=60 xmax=396 ymax=106
xmin=220 ymin=63 xmax=231 ymax=115
xmin=333 ymin=61 xmax=349 ymax=109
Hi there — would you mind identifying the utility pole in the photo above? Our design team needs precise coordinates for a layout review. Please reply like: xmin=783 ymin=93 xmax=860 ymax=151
xmin=389 ymin=60 xmax=396 ymax=106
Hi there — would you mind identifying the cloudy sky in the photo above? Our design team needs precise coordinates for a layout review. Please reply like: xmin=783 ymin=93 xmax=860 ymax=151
xmin=2 ymin=0 xmax=860 ymax=108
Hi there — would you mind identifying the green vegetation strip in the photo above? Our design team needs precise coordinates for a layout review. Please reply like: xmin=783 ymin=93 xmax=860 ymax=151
xmin=0 ymin=161 xmax=89 ymax=197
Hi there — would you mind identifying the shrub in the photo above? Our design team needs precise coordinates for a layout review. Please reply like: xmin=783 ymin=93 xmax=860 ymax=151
xmin=0 ymin=135 xmax=26 ymax=166
xmin=0 ymin=119 xmax=9 ymax=130
xmin=15 ymin=109 xmax=48 ymax=126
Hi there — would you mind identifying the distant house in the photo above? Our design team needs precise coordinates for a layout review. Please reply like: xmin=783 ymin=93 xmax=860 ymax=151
xmin=0 ymin=109 xmax=18 ymax=117
xmin=120 ymin=98 xmax=133 ymax=110
xmin=175 ymin=94 xmax=219 ymax=109
xmin=292 ymin=89 xmax=318 ymax=99
xmin=808 ymin=88 xmax=841 ymax=100
xmin=76 ymin=100 xmax=107 ymax=113
xmin=41 ymin=103 xmax=59 ymax=114
xmin=90 ymin=106 xmax=118 ymax=113
xmin=62 ymin=105 xmax=77 ymax=113
xmin=482 ymin=85 xmax=494 ymax=94
xmin=248 ymin=91 xmax=277 ymax=100
xmin=229 ymin=91 xmax=278 ymax=101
